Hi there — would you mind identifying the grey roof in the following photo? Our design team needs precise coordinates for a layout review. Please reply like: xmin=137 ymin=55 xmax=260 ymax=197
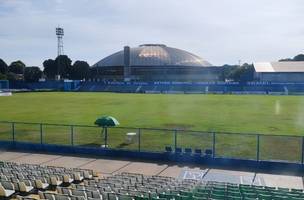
xmin=254 ymin=61 xmax=304 ymax=72
xmin=93 ymin=44 xmax=212 ymax=67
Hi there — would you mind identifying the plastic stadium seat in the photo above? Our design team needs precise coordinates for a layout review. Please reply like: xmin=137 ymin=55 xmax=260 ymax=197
xmin=0 ymin=184 xmax=15 ymax=198
xmin=34 ymin=179 xmax=49 ymax=190
xmin=194 ymin=149 xmax=202 ymax=156
xmin=204 ymin=149 xmax=213 ymax=157
xmin=16 ymin=196 xmax=39 ymax=200
xmin=175 ymin=148 xmax=182 ymax=154
xmin=84 ymin=171 xmax=93 ymax=179
xmin=63 ymin=174 xmax=74 ymax=184
xmin=165 ymin=146 xmax=173 ymax=153
xmin=184 ymin=148 xmax=192 ymax=155
xmin=73 ymin=172 xmax=84 ymax=182
xmin=54 ymin=193 xmax=71 ymax=200
xmin=257 ymin=193 xmax=272 ymax=200
xmin=17 ymin=181 xmax=34 ymax=193
xmin=50 ymin=176 xmax=63 ymax=186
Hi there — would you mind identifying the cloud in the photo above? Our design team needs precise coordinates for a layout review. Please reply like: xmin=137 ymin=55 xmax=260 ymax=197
xmin=0 ymin=0 xmax=303 ymax=67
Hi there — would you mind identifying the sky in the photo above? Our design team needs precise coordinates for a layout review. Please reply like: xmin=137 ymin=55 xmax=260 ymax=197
xmin=0 ymin=0 xmax=304 ymax=67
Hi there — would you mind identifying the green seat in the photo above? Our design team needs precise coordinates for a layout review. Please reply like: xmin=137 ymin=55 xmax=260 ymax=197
xmin=227 ymin=196 xmax=242 ymax=200
xmin=291 ymin=189 xmax=303 ymax=193
xmin=159 ymin=193 xmax=176 ymax=200
xmin=175 ymin=195 xmax=192 ymax=200
xmin=196 ymin=188 xmax=209 ymax=194
xmin=227 ymin=186 xmax=239 ymax=192
xmin=290 ymin=197 xmax=304 ymax=200
xmin=192 ymin=196 xmax=208 ymax=200
xmin=257 ymin=193 xmax=272 ymax=200
xmin=287 ymin=192 xmax=302 ymax=198
xmin=210 ymin=193 xmax=225 ymax=200
xmin=193 ymin=192 xmax=209 ymax=198
xmin=272 ymin=195 xmax=289 ymax=200
xmin=179 ymin=191 xmax=193 ymax=197
xmin=211 ymin=189 xmax=225 ymax=196
xmin=117 ymin=194 xmax=134 ymax=200
xmin=277 ymin=187 xmax=290 ymax=192
xmin=135 ymin=196 xmax=149 ymax=200
xmin=227 ymin=191 xmax=241 ymax=197
xmin=242 ymin=192 xmax=256 ymax=199
xmin=152 ymin=197 xmax=167 ymax=200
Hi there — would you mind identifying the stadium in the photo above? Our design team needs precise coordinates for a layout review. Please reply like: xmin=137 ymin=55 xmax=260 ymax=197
xmin=1 ymin=44 xmax=304 ymax=199
xmin=1 ymin=15 xmax=304 ymax=200
xmin=91 ymin=44 xmax=221 ymax=82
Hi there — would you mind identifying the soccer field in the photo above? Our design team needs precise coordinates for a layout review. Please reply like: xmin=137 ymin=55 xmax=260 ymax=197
xmin=0 ymin=92 xmax=303 ymax=161
xmin=0 ymin=92 xmax=304 ymax=135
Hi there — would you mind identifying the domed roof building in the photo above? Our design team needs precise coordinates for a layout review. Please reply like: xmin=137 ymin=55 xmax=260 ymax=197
xmin=91 ymin=44 xmax=221 ymax=81
xmin=94 ymin=44 xmax=212 ymax=68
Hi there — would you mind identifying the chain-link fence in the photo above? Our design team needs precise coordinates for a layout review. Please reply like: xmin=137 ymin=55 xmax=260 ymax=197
xmin=0 ymin=121 xmax=303 ymax=163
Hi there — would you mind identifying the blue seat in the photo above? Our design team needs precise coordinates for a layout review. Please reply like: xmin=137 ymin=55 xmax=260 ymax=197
xmin=165 ymin=146 xmax=172 ymax=153
xmin=205 ymin=149 xmax=213 ymax=157
xmin=194 ymin=149 xmax=202 ymax=156
xmin=184 ymin=148 xmax=192 ymax=154
xmin=175 ymin=147 xmax=182 ymax=154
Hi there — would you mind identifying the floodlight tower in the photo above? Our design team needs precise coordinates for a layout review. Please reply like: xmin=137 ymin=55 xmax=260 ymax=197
xmin=56 ymin=27 xmax=64 ymax=56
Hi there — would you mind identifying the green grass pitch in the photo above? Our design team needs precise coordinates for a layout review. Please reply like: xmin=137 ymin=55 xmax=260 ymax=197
xmin=0 ymin=92 xmax=303 ymax=161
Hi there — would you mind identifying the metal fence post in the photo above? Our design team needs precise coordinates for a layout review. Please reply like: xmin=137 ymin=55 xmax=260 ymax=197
xmin=174 ymin=130 xmax=177 ymax=150
xmin=105 ymin=127 xmax=108 ymax=148
xmin=71 ymin=125 xmax=74 ymax=146
xmin=12 ymin=122 xmax=15 ymax=142
xmin=212 ymin=132 xmax=216 ymax=158
xmin=138 ymin=128 xmax=141 ymax=152
xmin=40 ymin=123 xmax=43 ymax=145
xmin=256 ymin=134 xmax=260 ymax=161
xmin=301 ymin=137 xmax=304 ymax=164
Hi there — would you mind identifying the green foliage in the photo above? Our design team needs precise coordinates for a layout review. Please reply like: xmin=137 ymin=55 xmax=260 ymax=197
xmin=8 ymin=60 xmax=26 ymax=74
xmin=43 ymin=59 xmax=56 ymax=79
xmin=0 ymin=73 xmax=7 ymax=80
xmin=43 ymin=55 xmax=73 ymax=80
xmin=279 ymin=54 xmax=304 ymax=62
xmin=221 ymin=64 xmax=254 ymax=81
xmin=24 ymin=67 xmax=42 ymax=82
xmin=71 ymin=60 xmax=90 ymax=80
xmin=6 ymin=72 xmax=20 ymax=81
xmin=293 ymin=54 xmax=304 ymax=61
xmin=55 ymin=55 xmax=72 ymax=79
xmin=0 ymin=59 xmax=8 ymax=74
xmin=230 ymin=63 xmax=254 ymax=82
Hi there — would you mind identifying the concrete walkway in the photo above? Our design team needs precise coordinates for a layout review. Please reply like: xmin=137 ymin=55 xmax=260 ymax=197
xmin=0 ymin=150 xmax=303 ymax=189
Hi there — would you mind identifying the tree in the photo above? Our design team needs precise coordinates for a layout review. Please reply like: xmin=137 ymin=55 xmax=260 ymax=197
xmin=0 ymin=59 xmax=8 ymax=74
xmin=279 ymin=54 xmax=304 ymax=62
xmin=220 ymin=64 xmax=238 ymax=81
xmin=0 ymin=73 xmax=7 ymax=80
xmin=71 ymin=60 xmax=90 ymax=80
xmin=55 ymin=55 xmax=72 ymax=79
xmin=293 ymin=54 xmax=304 ymax=61
xmin=43 ymin=59 xmax=56 ymax=79
xmin=6 ymin=72 xmax=19 ymax=81
xmin=24 ymin=67 xmax=42 ymax=82
xmin=8 ymin=60 xmax=25 ymax=74
xmin=223 ymin=63 xmax=254 ymax=82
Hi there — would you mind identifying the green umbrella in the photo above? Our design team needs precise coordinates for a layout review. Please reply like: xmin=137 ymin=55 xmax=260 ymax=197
xmin=95 ymin=116 xmax=119 ymax=148
xmin=95 ymin=116 xmax=120 ymax=127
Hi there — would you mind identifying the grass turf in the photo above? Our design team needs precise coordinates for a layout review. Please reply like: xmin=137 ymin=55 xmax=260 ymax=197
xmin=0 ymin=92 xmax=303 ymax=161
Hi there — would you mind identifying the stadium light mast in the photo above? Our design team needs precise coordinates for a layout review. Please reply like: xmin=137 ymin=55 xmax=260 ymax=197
xmin=55 ymin=27 xmax=64 ymax=80
xmin=56 ymin=27 xmax=64 ymax=56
